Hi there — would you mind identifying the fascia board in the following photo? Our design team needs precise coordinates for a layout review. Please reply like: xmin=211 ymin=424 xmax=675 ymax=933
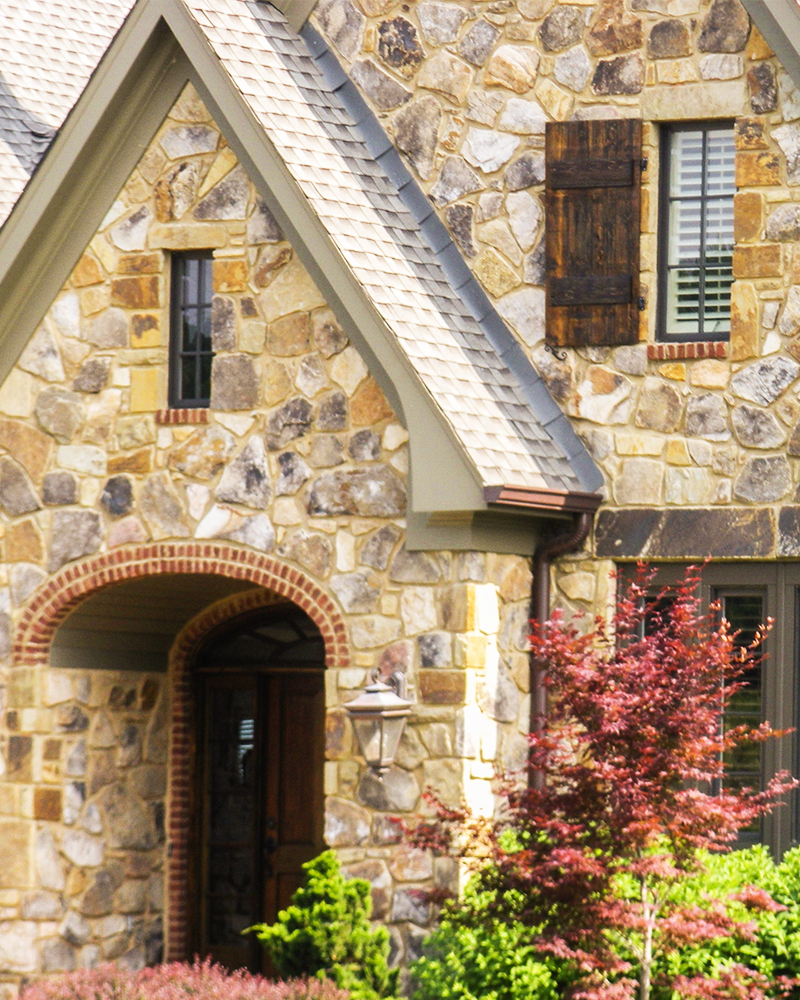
xmin=268 ymin=0 xmax=318 ymax=32
xmin=742 ymin=0 xmax=800 ymax=86
xmin=157 ymin=2 xmax=486 ymax=513
xmin=0 ymin=4 xmax=191 ymax=395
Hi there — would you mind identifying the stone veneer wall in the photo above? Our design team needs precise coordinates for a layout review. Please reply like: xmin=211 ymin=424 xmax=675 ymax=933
xmin=0 ymin=84 xmax=535 ymax=986
xmin=312 ymin=0 xmax=800 ymax=609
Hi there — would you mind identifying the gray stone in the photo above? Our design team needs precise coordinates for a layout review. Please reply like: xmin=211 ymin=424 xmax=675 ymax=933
xmin=225 ymin=513 xmax=275 ymax=552
xmin=554 ymin=46 xmax=592 ymax=91
xmin=36 ymin=387 xmax=83 ymax=443
xmin=748 ymin=63 xmax=778 ymax=114
xmin=61 ymin=911 xmax=91 ymax=946
xmin=215 ymin=436 xmax=270 ymax=509
xmin=110 ymin=206 xmax=151 ymax=252
xmin=100 ymin=476 xmax=133 ymax=517
xmin=524 ymin=241 xmax=545 ymax=285
xmin=117 ymin=725 xmax=142 ymax=768
xmin=615 ymin=458 xmax=663 ymax=505
xmin=0 ymin=457 xmax=39 ymax=516
xmin=698 ymin=0 xmax=750 ymax=52
xmin=779 ymin=69 xmax=800 ymax=122
xmin=389 ymin=548 xmax=440 ymax=583
xmin=313 ymin=312 xmax=348 ymax=359
xmin=160 ymin=125 xmax=217 ymax=158
xmin=392 ymin=888 xmax=430 ymax=924
xmin=504 ymin=151 xmax=545 ymax=191
xmin=247 ymin=197 xmax=283 ymax=244
xmin=735 ymin=456 xmax=791 ymax=503
xmin=211 ymin=296 xmax=236 ymax=352
xmin=87 ymin=308 xmax=129 ymax=348
xmin=36 ymin=828 xmax=65 ymax=891
xmin=648 ymin=19 xmax=690 ymax=58
xmin=10 ymin=563 xmax=45 ymax=606
xmin=0 ymin=612 xmax=10 ymax=660
xmin=279 ymin=529 xmax=332 ymax=577
xmin=378 ymin=16 xmax=425 ymax=76
xmin=394 ymin=97 xmax=441 ymax=180
xmin=57 ymin=706 xmax=89 ymax=733
xmin=22 ymin=890 xmax=62 ymax=920
xmin=766 ymin=205 xmax=800 ymax=242
xmin=351 ymin=60 xmax=410 ymax=111
xmin=349 ymin=429 xmax=380 ymax=461
xmin=308 ymin=466 xmax=406 ymax=517
xmin=456 ymin=551 xmax=486 ymax=581
xmin=732 ymin=405 xmax=786 ymax=449
xmin=331 ymin=572 xmax=380 ymax=613
xmin=325 ymin=797 xmax=370 ymax=846
xmin=430 ymin=156 xmax=482 ymax=207
xmin=418 ymin=632 xmax=451 ymax=667
xmin=80 ymin=864 xmax=124 ymax=917
xmin=308 ymin=434 xmax=345 ymax=468
xmin=774 ymin=123 xmax=800 ymax=185
xmin=685 ymin=393 xmax=730 ymax=441
xmin=778 ymin=507 xmax=800 ymax=556
xmin=360 ymin=524 xmax=402 ymax=570
xmin=635 ymin=378 xmax=682 ymax=433
xmin=418 ymin=2 xmax=467 ymax=45
xmin=73 ymin=358 xmax=110 ymax=394
xmin=732 ymin=356 xmax=800 ymax=406
xmin=194 ymin=165 xmax=249 ymax=221
xmin=159 ymin=160 xmax=200 ymax=221
xmin=49 ymin=510 xmax=102 ymax=572
xmin=266 ymin=397 xmax=314 ymax=450
xmin=458 ymin=19 xmax=501 ymax=66
xmin=19 ymin=326 xmax=64 ymax=382
xmin=140 ymin=474 xmax=190 ymax=539
xmin=169 ymin=426 xmax=234 ymax=481
xmin=498 ymin=97 xmax=547 ymax=135
xmin=445 ymin=204 xmax=475 ymax=257
xmin=614 ymin=344 xmax=648 ymax=376
xmin=98 ymin=783 xmax=156 ymax=850
xmin=317 ymin=390 xmax=347 ymax=431
xmin=62 ymin=828 xmax=105 ymax=868
xmin=316 ymin=0 xmax=364 ymax=59
xmin=466 ymin=89 xmax=504 ymax=126
xmin=592 ymin=53 xmax=644 ymax=95
xmin=464 ymin=128 xmax=519 ymax=173
xmin=42 ymin=471 xmax=76 ymax=506
xmin=211 ymin=354 xmax=259 ymax=410
xmin=275 ymin=451 xmax=311 ymax=495
xmin=41 ymin=939 xmax=76 ymax=974
xmin=540 ymin=5 xmax=585 ymax=51
xmin=358 ymin=766 xmax=419 ymax=812
xmin=478 ymin=664 xmax=519 ymax=722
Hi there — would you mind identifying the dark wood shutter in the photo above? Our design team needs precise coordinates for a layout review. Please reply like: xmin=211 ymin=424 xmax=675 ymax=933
xmin=545 ymin=119 xmax=642 ymax=347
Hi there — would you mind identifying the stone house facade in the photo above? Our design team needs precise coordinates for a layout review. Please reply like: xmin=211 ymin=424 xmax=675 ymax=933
xmin=0 ymin=0 xmax=797 ymax=990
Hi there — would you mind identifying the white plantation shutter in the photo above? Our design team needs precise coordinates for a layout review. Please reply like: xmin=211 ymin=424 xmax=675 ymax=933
xmin=663 ymin=125 xmax=735 ymax=340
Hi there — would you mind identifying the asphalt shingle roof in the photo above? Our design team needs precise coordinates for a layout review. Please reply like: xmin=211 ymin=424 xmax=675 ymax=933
xmin=0 ymin=0 xmax=599 ymax=496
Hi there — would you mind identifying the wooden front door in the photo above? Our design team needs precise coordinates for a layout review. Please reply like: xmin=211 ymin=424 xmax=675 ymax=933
xmin=191 ymin=605 xmax=325 ymax=972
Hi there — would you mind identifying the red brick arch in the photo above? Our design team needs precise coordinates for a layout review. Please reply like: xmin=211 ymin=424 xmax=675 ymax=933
xmin=13 ymin=541 xmax=350 ymax=668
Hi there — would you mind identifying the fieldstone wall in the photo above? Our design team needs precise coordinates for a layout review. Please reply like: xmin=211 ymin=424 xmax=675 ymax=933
xmin=0 ymin=84 xmax=537 ymax=987
xmin=312 ymin=0 xmax=800 ymax=608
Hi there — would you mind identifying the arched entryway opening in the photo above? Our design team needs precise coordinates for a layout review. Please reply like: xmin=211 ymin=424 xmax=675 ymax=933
xmin=186 ymin=603 xmax=326 ymax=972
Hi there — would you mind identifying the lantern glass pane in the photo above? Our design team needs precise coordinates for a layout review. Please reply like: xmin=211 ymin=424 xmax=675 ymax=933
xmin=352 ymin=715 xmax=383 ymax=767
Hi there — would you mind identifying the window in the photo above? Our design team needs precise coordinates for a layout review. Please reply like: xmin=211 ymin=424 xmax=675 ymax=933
xmin=623 ymin=563 xmax=800 ymax=857
xmin=658 ymin=122 xmax=735 ymax=342
xmin=169 ymin=251 xmax=214 ymax=408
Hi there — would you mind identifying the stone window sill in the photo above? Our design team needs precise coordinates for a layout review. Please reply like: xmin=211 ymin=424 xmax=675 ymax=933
xmin=647 ymin=342 xmax=727 ymax=361
xmin=156 ymin=408 xmax=209 ymax=425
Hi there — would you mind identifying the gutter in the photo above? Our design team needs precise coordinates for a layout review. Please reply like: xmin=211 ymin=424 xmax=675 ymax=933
xmin=528 ymin=510 xmax=594 ymax=789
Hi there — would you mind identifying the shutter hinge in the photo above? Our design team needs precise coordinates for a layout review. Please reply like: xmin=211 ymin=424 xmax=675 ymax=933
xmin=544 ymin=341 xmax=568 ymax=361
xmin=638 ymin=295 xmax=646 ymax=311
xmin=640 ymin=157 xmax=648 ymax=172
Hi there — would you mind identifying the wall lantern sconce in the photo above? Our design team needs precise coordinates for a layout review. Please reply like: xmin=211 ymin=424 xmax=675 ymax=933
xmin=345 ymin=670 xmax=412 ymax=777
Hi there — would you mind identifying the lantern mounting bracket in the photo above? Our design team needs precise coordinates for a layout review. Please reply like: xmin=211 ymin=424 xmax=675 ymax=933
xmin=371 ymin=666 xmax=407 ymax=700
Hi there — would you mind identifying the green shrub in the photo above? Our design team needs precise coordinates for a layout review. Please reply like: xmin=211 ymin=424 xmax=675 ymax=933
xmin=248 ymin=851 xmax=398 ymax=1000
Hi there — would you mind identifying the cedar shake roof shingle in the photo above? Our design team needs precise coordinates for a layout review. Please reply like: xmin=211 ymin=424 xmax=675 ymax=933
xmin=0 ymin=0 xmax=603 ymax=498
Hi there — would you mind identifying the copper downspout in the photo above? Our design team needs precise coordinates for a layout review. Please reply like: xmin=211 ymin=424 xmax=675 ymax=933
xmin=528 ymin=511 xmax=593 ymax=789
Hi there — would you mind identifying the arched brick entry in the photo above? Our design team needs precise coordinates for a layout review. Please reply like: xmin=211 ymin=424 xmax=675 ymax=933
xmin=14 ymin=541 xmax=349 ymax=963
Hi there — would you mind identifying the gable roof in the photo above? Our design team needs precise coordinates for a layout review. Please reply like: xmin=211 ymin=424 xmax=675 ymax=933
xmin=0 ymin=0 xmax=603 ymax=523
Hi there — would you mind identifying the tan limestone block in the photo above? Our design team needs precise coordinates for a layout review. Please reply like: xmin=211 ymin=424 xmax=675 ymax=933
xmin=267 ymin=312 xmax=310 ymax=356
xmin=735 ymin=118 xmax=769 ymax=150
xmin=0 ymin=420 xmax=52 ymax=482
xmin=665 ymin=439 xmax=691 ymax=466
xmin=559 ymin=571 xmax=596 ymax=603
xmin=72 ymin=254 xmax=104 ymax=288
xmin=108 ymin=448 xmax=153 ymax=475
xmin=33 ymin=787 xmax=61 ymax=822
xmin=615 ymin=433 xmax=663 ymax=456
xmin=255 ymin=246 xmax=293 ymax=288
xmin=659 ymin=363 xmax=686 ymax=380
xmin=484 ymin=45 xmax=540 ymax=94
xmin=264 ymin=360 xmax=293 ymax=405
xmin=7 ymin=520 xmax=43 ymax=563
xmin=138 ymin=145 xmax=168 ymax=185
xmin=747 ymin=25 xmax=773 ymax=60
xmin=730 ymin=281 xmax=759 ymax=361
xmin=111 ymin=276 xmax=160 ymax=310
xmin=642 ymin=80 xmax=746 ymax=120
xmin=259 ymin=258 xmax=326 ymax=322
xmin=197 ymin=147 xmax=238 ymax=199
xmin=735 ymin=151 xmax=781 ymax=188
xmin=733 ymin=244 xmax=782 ymax=278
xmin=90 ymin=235 xmax=118 ymax=275
xmin=148 ymin=222 xmax=228 ymax=249
xmin=474 ymin=248 xmax=520 ymax=298
xmin=118 ymin=253 xmax=162 ymax=274
xmin=792 ymin=247 xmax=800 ymax=283
xmin=419 ymin=670 xmax=466 ymax=705
xmin=0 ymin=820 xmax=33 ymax=888
xmin=125 ymin=170 xmax=150 ymax=206
xmin=734 ymin=192 xmax=763 ymax=242
xmin=656 ymin=60 xmax=698 ymax=84
xmin=690 ymin=359 xmax=730 ymax=389
xmin=534 ymin=77 xmax=572 ymax=120
xmin=240 ymin=321 xmax=266 ymax=354
xmin=0 ymin=370 xmax=35 ymax=418
xmin=419 ymin=52 xmax=474 ymax=103
xmin=129 ymin=367 xmax=160 ymax=412
xmin=80 ymin=285 xmax=110 ymax=316
xmin=213 ymin=259 xmax=248 ymax=293
xmin=454 ymin=632 xmax=488 ymax=669
xmin=351 ymin=377 xmax=393 ymax=426
xmin=132 ymin=314 xmax=161 ymax=348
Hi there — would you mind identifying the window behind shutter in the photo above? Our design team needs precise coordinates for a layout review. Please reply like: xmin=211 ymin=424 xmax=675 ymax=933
xmin=545 ymin=119 xmax=642 ymax=347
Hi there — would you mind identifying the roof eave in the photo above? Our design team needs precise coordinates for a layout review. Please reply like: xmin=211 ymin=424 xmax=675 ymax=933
xmin=741 ymin=0 xmax=800 ymax=86
xmin=269 ymin=0 xmax=318 ymax=31
xmin=483 ymin=485 xmax=603 ymax=515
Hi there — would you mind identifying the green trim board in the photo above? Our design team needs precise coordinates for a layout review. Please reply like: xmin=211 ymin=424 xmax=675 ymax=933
xmin=741 ymin=0 xmax=800 ymax=88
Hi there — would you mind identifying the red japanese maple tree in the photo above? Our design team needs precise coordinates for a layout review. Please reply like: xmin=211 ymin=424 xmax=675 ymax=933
xmin=413 ymin=567 xmax=797 ymax=1000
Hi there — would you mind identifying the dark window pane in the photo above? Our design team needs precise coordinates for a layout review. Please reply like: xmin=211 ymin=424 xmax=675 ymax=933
xmin=170 ymin=253 xmax=214 ymax=407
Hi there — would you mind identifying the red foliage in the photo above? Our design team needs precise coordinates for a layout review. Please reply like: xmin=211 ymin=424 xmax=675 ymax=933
xmin=19 ymin=959 xmax=350 ymax=1000
xmin=411 ymin=566 xmax=797 ymax=1000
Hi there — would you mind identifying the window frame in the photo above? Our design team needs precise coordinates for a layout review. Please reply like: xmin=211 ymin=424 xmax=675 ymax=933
xmin=656 ymin=120 xmax=736 ymax=344
xmin=619 ymin=562 xmax=800 ymax=858
xmin=169 ymin=250 xmax=214 ymax=409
